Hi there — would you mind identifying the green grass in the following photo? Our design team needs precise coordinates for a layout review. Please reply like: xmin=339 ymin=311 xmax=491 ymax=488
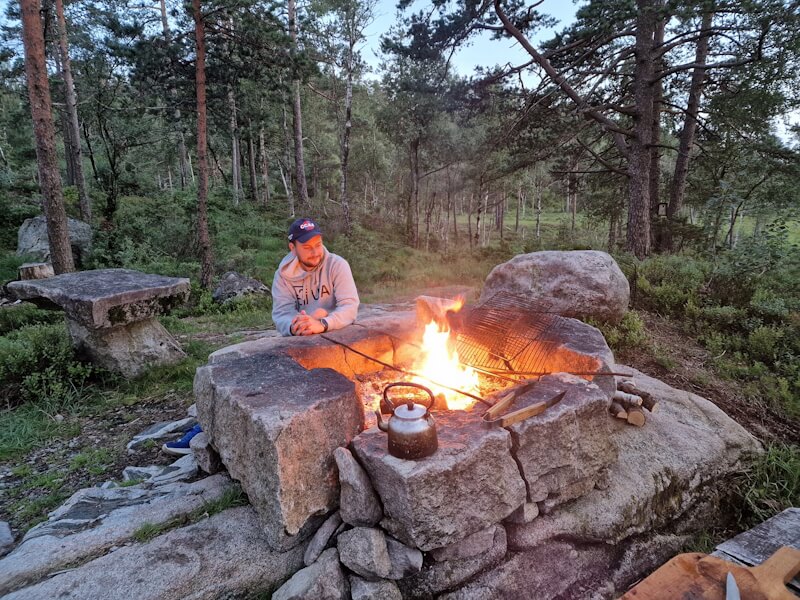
xmin=738 ymin=443 xmax=800 ymax=527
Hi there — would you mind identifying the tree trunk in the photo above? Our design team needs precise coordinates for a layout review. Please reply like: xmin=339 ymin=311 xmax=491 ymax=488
xmin=288 ymin=0 xmax=309 ymax=210
xmin=625 ymin=0 xmax=659 ymax=259
xmin=259 ymin=127 xmax=270 ymax=206
xmin=339 ymin=38 xmax=355 ymax=235
xmin=536 ymin=188 xmax=542 ymax=238
xmin=569 ymin=171 xmax=577 ymax=231
xmin=20 ymin=0 xmax=74 ymax=274
xmin=228 ymin=88 xmax=241 ymax=205
xmin=160 ymin=0 xmax=190 ymax=190
xmin=55 ymin=0 xmax=90 ymax=222
xmin=281 ymin=97 xmax=295 ymax=215
xmin=407 ymin=138 xmax=419 ymax=246
xmin=666 ymin=10 xmax=713 ymax=249
xmin=193 ymin=0 xmax=213 ymax=289
xmin=515 ymin=185 xmax=521 ymax=232
xmin=247 ymin=124 xmax=258 ymax=203
xmin=649 ymin=16 xmax=665 ymax=218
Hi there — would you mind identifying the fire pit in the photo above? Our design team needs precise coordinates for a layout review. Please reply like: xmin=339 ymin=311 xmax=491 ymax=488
xmin=195 ymin=294 xmax=618 ymax=551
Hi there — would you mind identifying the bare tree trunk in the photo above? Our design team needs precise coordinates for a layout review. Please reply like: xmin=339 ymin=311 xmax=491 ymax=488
xmin=407 ymin=138 xmax=419 ymax=246
xmin=339 ymin=38 xmax=355 ymax=234
xmin=569 ymin=171 xmax=577 ymax=231
xmin=259 ymin=127 xmax=270 ymax=206
xmin=193 ymin=0 xmax=213 ymax=288
xmin=20 ymin=0 xmax=74 ymax=274
xmin=467 ymin=192 xmax=473 ymax=249
xmin=228 ymin=88 xmax=241 ymax=205
xmin=536 ymin=188 xmax=542 ymax=238
xmin=160 ymin=0 xmax=190 ymax=190
xmin=649 ymin=16 xmax=665 ymax=220
xmin=55 ymin=0 xmax=90 ymax=222
xmin=247 ymin=124 xmax=258 ymax=203
xmin=515 ymin=184 xmax=521 ymax=232
xmin=666 ymin=10 xmax=713 ymax=249
xmin=281 ymin=93 xmax=295 ymax=215
xmin=288 ymin=0 xmax=309 ymax=209
xmin=625 ymin=0 xmax=659 ymax=259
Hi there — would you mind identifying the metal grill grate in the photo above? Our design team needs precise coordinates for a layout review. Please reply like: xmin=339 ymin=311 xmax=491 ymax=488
xmin=452 ymin=291 xmax=570 ymax=376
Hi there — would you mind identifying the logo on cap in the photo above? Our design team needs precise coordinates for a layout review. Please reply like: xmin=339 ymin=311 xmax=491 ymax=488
xmin=300 ymin=221 xmax=315 ymax=230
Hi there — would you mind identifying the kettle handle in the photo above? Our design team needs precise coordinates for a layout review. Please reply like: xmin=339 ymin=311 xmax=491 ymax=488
xmin=382 ymin=382 xmax=435 ymax=412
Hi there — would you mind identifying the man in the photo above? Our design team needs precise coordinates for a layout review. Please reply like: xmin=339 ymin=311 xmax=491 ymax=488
xmin=272 ymin=217 xmax=359 ymax=336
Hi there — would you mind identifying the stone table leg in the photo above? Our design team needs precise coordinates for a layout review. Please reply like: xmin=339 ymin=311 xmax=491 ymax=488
xmin=66 ymin=316 xmax=186 ymax=378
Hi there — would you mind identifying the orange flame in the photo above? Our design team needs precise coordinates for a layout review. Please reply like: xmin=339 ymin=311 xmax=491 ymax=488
xmin=413 ymin=316 xmax=479 ymax=411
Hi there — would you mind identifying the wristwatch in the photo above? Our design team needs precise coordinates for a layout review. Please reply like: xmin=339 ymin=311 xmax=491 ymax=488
xmin=320 ymin=318 xmax=329 ymax=333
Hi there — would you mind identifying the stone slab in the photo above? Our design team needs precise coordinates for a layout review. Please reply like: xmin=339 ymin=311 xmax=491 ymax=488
xmin=190 ymin=431 xmax=222 ymax=474
xmin=0 ymin=474 xmax=235 ymax=596
xmin=8 ymin=268 xmax=189 ymax=329
xmin=4 ymin=507 xmax=305 ymax=600
xmin=351 ymin=410 xmax=527 ymax=551
xmin=508 ymin=373 xmax=618 ymax=511
xmin=194 ymin=352 xmax=364 ymax=550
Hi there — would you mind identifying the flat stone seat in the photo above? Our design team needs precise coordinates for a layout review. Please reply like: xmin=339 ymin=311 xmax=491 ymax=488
xmin=8 ymin=268 xmax=190 ymax=329
xmin=8 ymin=269 xmax=190 ymax=378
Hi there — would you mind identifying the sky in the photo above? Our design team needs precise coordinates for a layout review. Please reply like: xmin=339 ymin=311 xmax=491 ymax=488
xmin=360 ymin=0 xmax=578 ymax=77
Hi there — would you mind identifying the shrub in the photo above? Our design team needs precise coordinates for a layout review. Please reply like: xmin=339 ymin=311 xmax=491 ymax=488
xmin=589 ymin=311 xmax=649 ymax=353
xmin=0 ymin=303 xmax=61 ymax=335
xmin=0 ymin=323 xmax=96 ymax=409
xmin=746 ymin=326 xmax=784 ymax=363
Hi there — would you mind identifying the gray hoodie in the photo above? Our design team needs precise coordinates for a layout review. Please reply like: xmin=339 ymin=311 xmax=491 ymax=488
xmin=271 ymin=248 xmax=359 ymax=336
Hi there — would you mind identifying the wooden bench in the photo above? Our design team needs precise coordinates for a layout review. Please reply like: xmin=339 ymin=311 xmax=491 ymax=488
xmin=8 ymin=268 xmax=190 ymax=377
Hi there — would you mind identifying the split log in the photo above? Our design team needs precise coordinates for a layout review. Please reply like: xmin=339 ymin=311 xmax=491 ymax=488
xmin=618 ymin=380 xmax=658 ymax=412
xmin=19 ymin=262 xmax=54 ymax=280
xmin=626 ymin=405 xmax=646 ymax=427
xmin=613 ymin=390 xmax=643 ymax=408
xmin=609 ymin=401 xmax=628 ymax=419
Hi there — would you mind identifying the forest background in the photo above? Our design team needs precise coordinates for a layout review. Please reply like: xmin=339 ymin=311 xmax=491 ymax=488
xmin=0 ymin=0 xmax=798 ymax=546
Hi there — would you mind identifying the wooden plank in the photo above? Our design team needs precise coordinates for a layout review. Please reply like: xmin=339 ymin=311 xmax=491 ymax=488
xmin=713 ymin=508 xmax=800 ymax=593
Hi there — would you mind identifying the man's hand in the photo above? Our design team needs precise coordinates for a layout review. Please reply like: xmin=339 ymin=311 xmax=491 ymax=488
xmin=290 ymin=310 xmax=326 ymax=336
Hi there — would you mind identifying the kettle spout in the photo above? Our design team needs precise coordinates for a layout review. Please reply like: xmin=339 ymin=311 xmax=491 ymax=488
xmin=375 ymin=410 xmax=388 ymax=432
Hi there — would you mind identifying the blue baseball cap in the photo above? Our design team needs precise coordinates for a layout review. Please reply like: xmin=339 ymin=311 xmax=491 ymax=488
xmin=287 ymin=217 xmax=322 ymax=243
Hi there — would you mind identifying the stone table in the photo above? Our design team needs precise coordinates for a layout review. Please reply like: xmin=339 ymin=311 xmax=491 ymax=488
xmin=8 ymin=268 xmax=190 ymax=377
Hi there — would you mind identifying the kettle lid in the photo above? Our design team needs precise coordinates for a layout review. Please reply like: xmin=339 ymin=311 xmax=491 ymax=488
xmin=394 ymin=401 xmax=427 ymax=419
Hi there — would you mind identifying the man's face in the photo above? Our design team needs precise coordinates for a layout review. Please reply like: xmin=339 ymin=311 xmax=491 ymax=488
xmin=290 ymin=235 xmax=324 ymax=271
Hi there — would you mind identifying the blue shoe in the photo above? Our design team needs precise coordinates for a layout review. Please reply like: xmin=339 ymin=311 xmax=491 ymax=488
xmin=162 ymin=424 xmax=202 ymax=455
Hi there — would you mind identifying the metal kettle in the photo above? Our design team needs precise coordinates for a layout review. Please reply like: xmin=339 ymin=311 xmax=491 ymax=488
xmin=375 ymin=382 xmax=438 ymax=460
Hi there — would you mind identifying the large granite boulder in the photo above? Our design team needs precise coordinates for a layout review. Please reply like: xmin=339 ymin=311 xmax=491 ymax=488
xmin=506 ymin=368 xmax=761 ymax=553
xmin=212 ymin=271 xmax=270 ymax=305
xmin=16 ymin=215 xmax=92 ymax=265
xmin=335 ymin=447 xmax=383 ymax=527
xmin=481 ymin=250 xmax=630 ymax=324
xmin=194 ymin=352 xmax=364 ymax=550
xmin=351 ymin=411 xmax=527 ymax=551
xmin=3 ymin=507 xmax=305 ymax=600
xmin=0 ymin=475 xmax=236 ymax=596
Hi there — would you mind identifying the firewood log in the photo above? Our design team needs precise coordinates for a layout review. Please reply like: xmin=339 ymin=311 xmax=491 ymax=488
xmin=613 ymin=390 xmax=643 ymax=408
xmin=609 ymin=401 xmax=628 ymax=419
xmin=619 ymin=380 xmax=658 ymax=412
xmin=626 ymin=405 xmax=646 ymax=427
